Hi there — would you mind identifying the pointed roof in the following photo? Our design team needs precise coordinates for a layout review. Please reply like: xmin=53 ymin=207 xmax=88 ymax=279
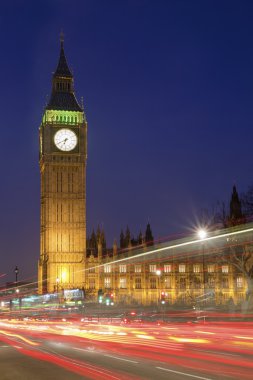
xmin=46 ymin=92 xmax=82 ymax=111
xmin=54 ymin=37 xmax=73 ymax=78
xmin=230 ymin=185 xmax=243 ymax=220
xmin=46 ymin=36 xmax=82 ymax=112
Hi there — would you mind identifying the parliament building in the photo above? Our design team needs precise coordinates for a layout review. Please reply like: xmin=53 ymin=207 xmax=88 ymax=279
xmin=38 ymin=39 xmax=250 ymax=308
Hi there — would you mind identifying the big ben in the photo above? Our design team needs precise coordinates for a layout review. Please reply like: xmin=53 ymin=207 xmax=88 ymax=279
xmin=38 ymin=37 xmax=87 ymax=294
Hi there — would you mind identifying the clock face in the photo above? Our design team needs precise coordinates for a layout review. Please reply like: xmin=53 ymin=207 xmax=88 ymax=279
xmin=54 ymin=128 xmax=77 ymax=151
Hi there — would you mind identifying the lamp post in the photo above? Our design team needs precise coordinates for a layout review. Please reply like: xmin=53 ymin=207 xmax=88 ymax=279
xmin=156 ymin=269 xmax=161 ymax=306
xmin=198 ymin=229 xmax=207 ymax=315
xmin=14 ymin=266 xmax=19 ymax=285
xmin=56 ymin=278 xmax=59 ymax=294
xmin=56 ymin=278 xmax=60 ymax=312
xmin=16 ymin=289 xmax=21 ymax=314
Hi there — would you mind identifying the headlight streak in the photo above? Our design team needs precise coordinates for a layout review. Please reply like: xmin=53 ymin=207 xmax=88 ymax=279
xmin=79 ymin=225 xmax=253 ymax=274
xmin=232 ymin=341 xmax=253 ymax=347
xmin=135 ymin=334 xmax=154 ymax=340
xmin=0 ymin=329 xmax=39 ymax=346
xmin=2 ymin=320 xmax=253 ymax=379
xmin=194 ymin=331 xmax=215 ymax=335
xmin=169 ymin=336 xmax=210 ymax=344
xmin=234 ymin=336 xmax=253 ymax=340
xmin=2 ymin=323 xmax=253 ymax=374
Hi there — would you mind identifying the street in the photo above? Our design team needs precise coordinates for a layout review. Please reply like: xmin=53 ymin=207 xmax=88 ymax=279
xmin=1 ymin=318 xmax=253 ymax=380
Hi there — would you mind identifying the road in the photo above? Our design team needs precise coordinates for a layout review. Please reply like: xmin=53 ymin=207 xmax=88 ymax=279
xmin=1 ymin=318 xmax=253 ymax=380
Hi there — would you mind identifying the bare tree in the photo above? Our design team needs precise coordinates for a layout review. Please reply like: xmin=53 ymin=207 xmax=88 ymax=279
xmin=204 ymin=186 xmax=253 ymax=308
xmin=226 ymin=235 xmax=253 ymax=309
xmin=241 ymin=185 xmax=253 ymax=221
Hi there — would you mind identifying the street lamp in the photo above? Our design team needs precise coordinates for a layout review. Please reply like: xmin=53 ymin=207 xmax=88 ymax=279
xmin=56 ymin=278 xmax=59 ymax=294
xmin=197 ymin=229 xmax=207 ymax=297
xmin=198 ymin=229 xmax=207 ymax=240
xmin=156 ymin=269 xmax=162 ymax=305
xmin=16 ymin=289 xmax=21 ymax=314
xmin=14 ymin=266 xmax=19 ymax=284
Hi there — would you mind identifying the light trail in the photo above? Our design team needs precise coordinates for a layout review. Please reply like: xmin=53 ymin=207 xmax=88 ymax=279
xmin=35 ymin=223 xmax=253 ymax=288
xmin=74 ymin=224 xmax=253 ymax=274
xmin=1 ymin=319 xmax=253 ymax=379
xmin=0 ymin=329 xmax=39 ymax=346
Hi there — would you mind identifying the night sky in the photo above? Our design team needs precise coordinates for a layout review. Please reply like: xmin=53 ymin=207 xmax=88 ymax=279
xmin=1 ymin=0 xmax=253 ymax=283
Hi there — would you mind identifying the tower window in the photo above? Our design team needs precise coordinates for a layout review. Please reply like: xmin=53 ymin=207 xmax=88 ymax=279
xmin=149 ymin=264 xmax=156 ymax=273
xmin=119 ymin=264 xmax=126 ymax=273
xmin=164 ymin=264 xmax=171 ymax=273
xmin=222 ymin=265 xmax=229 ymax=273
xmin=150 ymin=277 xmax=157 ymax=289
xmin=237 ymin=276 xmax=243 ymax=288
xmin=89 ymin=279 xmax=95 ymax=289
xmin=104 ymin=265 xmax=111 ymax=273
xmin=135 ymin=265 xmax=141 ymax=273
xmin=193 ymin=265 xmax=200 ymax=273
xmin=119 ymin=278 xmax=127 ymax=288
xmin=179 ymin=264 xmax=186 ymax=273
xmin=135 ymin=277 xmax=141 ymax=289
xmin=104 ymin=277 xmax=111 ymax=288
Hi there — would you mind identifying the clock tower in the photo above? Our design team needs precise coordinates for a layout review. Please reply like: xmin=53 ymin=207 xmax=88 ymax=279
xmin=38 ymin=37 xmax=87 ymax=294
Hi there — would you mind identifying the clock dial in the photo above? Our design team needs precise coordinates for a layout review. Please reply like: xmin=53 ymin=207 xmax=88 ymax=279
xmin=54 ymin=128 xmax=77 ymax=151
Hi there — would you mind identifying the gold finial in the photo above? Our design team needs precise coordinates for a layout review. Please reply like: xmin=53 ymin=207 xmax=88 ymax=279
xmin=60 ymin=30 xmax=64 ymax=48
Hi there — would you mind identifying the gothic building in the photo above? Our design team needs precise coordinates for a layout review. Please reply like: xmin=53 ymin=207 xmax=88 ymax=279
xmin=38 ymin=37 xmax=87 ymax=294
xmin=37 ymin=41 xmax=249 ymax=307
xmin=228 ymin=185 xmax=245 ymax=226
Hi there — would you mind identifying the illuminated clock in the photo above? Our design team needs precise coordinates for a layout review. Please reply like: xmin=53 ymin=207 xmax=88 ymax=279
xmin=54 ymin=128 xmax=77 ymax=151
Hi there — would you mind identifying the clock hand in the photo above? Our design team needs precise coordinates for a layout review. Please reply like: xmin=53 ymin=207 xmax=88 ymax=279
xmin=58 ymin=138 xmax=68 ymax=145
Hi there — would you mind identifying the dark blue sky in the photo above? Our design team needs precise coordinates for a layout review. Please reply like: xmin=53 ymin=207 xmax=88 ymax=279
xmin=1 ymin=0 xmax=253 ymax=283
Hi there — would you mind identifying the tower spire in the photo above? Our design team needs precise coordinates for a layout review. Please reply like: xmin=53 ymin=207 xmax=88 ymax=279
xmin=229 ymin=185 xmax=243 ymax=222
xmin=60 ymin=30 xmax=64 ymax=49
xmin=54 ymin=34 xmax=72 ymax=78
xmin=46 ymin=37 xmax=82 ymax=111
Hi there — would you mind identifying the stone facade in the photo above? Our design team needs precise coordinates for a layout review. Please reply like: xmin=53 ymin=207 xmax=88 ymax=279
xmin=38 ymin=40 xmax=87 ymax=294
xmin=84 ymin=227 xmax=251 ymax=307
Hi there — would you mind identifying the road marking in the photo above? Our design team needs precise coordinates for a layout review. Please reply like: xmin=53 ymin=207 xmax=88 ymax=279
xmin=156 ymin=367 xmax=214 ymax=380
xmin=103 ymin=354 xmax=139 ymax=364
xmin=199 ymin=349 xmax=240 ymax=357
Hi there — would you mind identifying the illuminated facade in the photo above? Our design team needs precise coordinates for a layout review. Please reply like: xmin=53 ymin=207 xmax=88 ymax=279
xmin=85 ymin=225 xmax=251 ymax=307
xmin=38 ymin=38 xmax=87 ymax=294
xmin=37 ymin=42 xmax=250 ymax=307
